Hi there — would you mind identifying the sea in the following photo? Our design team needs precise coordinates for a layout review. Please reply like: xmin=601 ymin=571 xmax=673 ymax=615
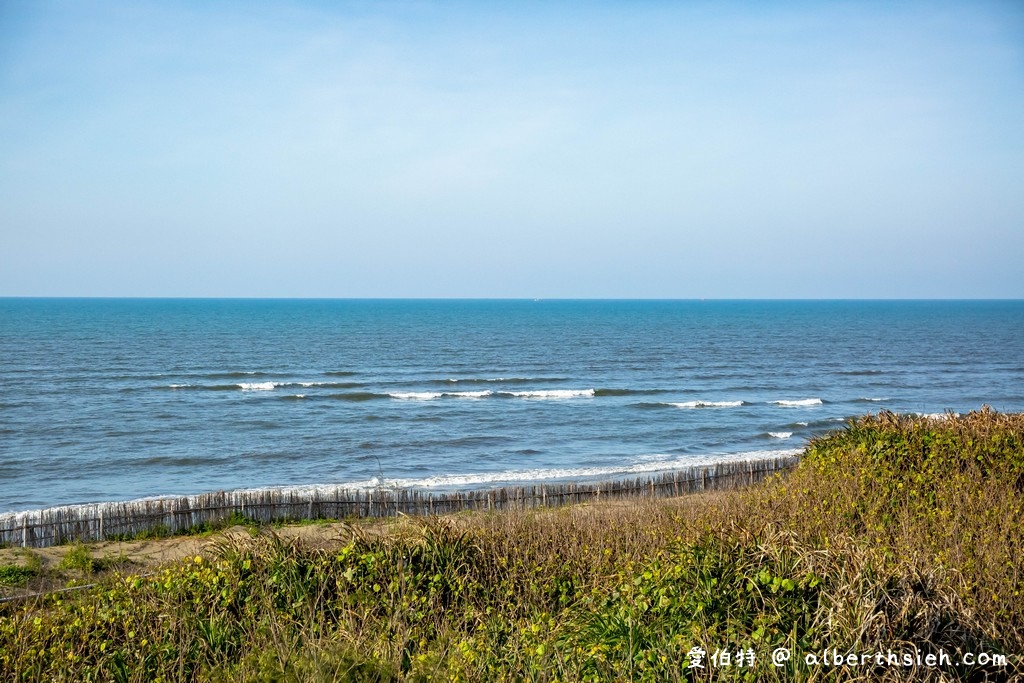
xmin=1 ymin=299 xmax=1022 ymax=514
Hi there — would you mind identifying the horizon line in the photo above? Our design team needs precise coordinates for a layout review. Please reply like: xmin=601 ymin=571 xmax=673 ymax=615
xmin=2 ymin=296 xmax=1023 ymax=302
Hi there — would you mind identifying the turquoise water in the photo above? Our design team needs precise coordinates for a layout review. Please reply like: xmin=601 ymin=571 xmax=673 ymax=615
xmin=1 ymin=299 xmax=1022 ymax=513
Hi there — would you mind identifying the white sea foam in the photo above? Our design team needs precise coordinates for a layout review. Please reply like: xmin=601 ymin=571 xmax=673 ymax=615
xmin=0 ymin=450 xmax=804 ymax=522
xmin=446 ymin=377 xmax=546 ymax=384
xmin=389 ymin=390 xmax=493 ymax=400
xmin=861 ymin=397 xmax=889 ymax=402
xmin=771 ymin=398 xmax=823 ymax=407
xmin=238 ymin=382 xmax=277 ymax=391
xmin=634 ymin=453 xmax=673 ymax=463
xmin=669 ymin=400 xmax=744 ymax=409
xmin=501 ymin=389 xmax=595 ymax=399
xmin=796 ymin=422 xmax=808 ymax=426
xmin=768 ymin=432 xmax=793 ymax=439
xmin=287 ymin=381 xmax=364 ymax=389
xmin=920 ymin=412 xmax=960 ymax=420
xmin=337 ymin=448 xmax=803 ymax=490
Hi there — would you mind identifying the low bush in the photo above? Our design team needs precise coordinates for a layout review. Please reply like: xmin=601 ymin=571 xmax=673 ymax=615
xmin=0 ymin=565 xmax=36 ymax=588
xmin=0 ymin=408 xmax=1020 ymax=681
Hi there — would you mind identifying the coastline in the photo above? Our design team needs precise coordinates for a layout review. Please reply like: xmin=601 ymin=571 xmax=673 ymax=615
xmin=4 ymin=299 xmax=1021 ymax=513
xmin=0 ymin=455 xmax=798 ymax=549
xmin=2 ymin=410 xmax=1020 ymax=680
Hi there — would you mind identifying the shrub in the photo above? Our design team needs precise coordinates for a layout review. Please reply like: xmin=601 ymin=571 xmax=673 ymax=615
xmin=1 ymin=409 xmax=1020 ymax=681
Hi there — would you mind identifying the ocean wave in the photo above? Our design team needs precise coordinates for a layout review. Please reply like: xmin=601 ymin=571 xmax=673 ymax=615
xmin=372 ymin=450 xmax=802 ymax=489
xmin=167 ymin=380 xmax=364 ymax=392
xmin=153 ymin=371 xmax=285 ymax=382
xmin=164 ymin=382 xmax=278 ymax=392
xmin=668 ymin=400 xmax=745 ymax=409
xmin=0 ymin=449 xmax=806 ymax=518
xmin=439 ymin=377 xmax=569 ymax=385
xmin=407 ymin=390 xmax=496 ymax=399
xmin=498 ymin=389 xmax=595 ymax=399
xmin=165 ymin=383 xmax=253 ymax=391
xmin=771 ymin=398 xmax=823 ymax=407
xmin=390 ymin=390 xmax=500 ymax=400
xmin=856 ymin=397 xmax=890 ymax=403
xmin=238 ymin=382 xmax=277 ymax=391
xmin=633 ymin=453 xmax=673 ymax=463
xmin=341 ymin=448 xmax=803 ymax=490
xmin=791 ymin=417 xmax=842 ymax=430
xmin=768 ymin=432 xmax=793 ymax=439
xmin=397 ymin=386 xmax=649 ymax=399
xmin=389 ymin=392 xmax=444 ymax=400
xmin=202 ymin=371 xmax=267 ymax=379
xmin=918 ymin=412 xmax=960 ymax=420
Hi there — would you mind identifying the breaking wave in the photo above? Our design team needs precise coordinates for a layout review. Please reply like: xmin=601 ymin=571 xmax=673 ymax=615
xmin=389 ymin=391 xmax=494 ymax=400
xmin=238 ymin=382 xmax=277 ymax=391
xmin=437 ymin=377 xmax=570 ymax=385
xmin=498 ymin=389 xmax=595 ymax=399
xmin=341 ymin=448 xmax=803 ymax=490
xmin=668 ymin=400 xmax=745 ymax=409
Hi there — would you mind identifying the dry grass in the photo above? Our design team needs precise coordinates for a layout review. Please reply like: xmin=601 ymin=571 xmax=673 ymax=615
xmin=1 ymin=408 xmax=1021 ymax=681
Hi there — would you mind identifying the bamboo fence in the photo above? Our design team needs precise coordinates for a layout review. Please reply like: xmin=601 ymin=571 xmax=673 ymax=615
xmin=0 ymin=456 xmax=797 ymax=549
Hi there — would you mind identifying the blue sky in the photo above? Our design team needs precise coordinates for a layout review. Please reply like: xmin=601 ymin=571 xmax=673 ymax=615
xmin=1 ymin=1 xmax=1022 ymax=298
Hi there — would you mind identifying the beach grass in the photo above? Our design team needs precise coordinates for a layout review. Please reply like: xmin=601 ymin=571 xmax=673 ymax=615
xmin=0 ymin=408 xmax=1020 ymax=681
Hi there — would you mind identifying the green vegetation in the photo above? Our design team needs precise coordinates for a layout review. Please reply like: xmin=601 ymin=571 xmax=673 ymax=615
xmin=57 ymin=544 xmax=100 ymax=575
xmin=0 ymin=409 xmax=1021 ymax=681
xmin=0 ymin=550 xmax=42 ymax=588
xmin=0 ymin=565 xmax=36 ymax=588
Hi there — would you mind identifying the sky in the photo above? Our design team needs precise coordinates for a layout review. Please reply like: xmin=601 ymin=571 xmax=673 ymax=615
xmin=1 ymin=1 xmax=1022 ymax=298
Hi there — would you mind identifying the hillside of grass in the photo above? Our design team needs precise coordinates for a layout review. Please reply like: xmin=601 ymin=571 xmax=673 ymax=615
xmin=1 ymin=408 xmax=1021 ymax=681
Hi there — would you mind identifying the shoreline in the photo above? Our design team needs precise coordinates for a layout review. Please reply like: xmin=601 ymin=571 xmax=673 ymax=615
xmin=3 ymin=410 xmax=1020 ymax=679
xmin=2 ymin=446 xmax=805 ymax=515
xmin=0 ymin=455 xmax=798 ymax=549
